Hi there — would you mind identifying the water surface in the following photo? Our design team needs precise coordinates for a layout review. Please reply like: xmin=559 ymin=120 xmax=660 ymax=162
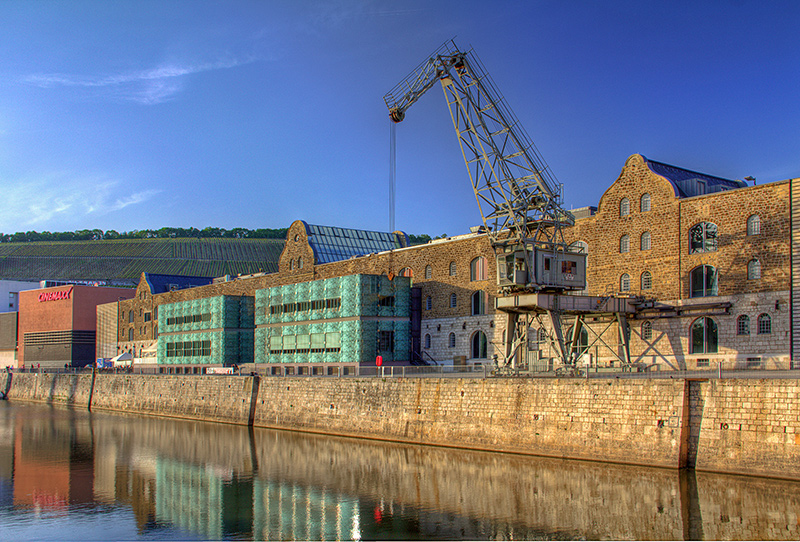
xmin=1 ymin=402 xmax=798 ymax=540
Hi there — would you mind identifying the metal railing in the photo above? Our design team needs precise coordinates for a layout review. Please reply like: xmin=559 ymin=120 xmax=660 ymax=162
xmin=6 ymin=363 xmax=800 ymax=380
xmin=356 ymin=364 xmax=491 ymax=378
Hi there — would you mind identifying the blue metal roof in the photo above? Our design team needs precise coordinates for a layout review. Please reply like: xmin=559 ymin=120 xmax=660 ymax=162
xmin=143 ymin=273 xmax=213 ymax=294
xmin=301 ymin=222 xmax=409 ymax=264
xmin=645 ymin=157 xmax=747 ymax=198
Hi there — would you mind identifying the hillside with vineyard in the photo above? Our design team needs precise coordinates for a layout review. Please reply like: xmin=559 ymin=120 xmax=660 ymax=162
xmin=0 ymin=237 xmax=285 ymax=284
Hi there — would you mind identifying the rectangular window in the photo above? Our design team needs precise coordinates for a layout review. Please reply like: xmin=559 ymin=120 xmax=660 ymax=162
xmin=378 ymin=296 xmax=395 ymax=307
xmin=326 ymin=332 xmax=341 ymax=353
xmin=269 ymin=335 xmax=282 ymax=354
xmin=296 ymin=334 xmax=310 ymax=353
xmin=378 ymin=330 xmax=393 ymax=352
xmin=696 ymin=359 xmax=710 ymax=367
xmin=144 ymin=312 xmax=152 ymax=322
xmin=310 ymin=333 xmax=325 ymax=353
xmin=282 ymin=334 xmax=296 ymax=353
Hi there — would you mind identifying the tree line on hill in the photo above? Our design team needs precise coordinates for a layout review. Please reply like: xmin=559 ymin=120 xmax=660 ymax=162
xmin=0 ymin=227 xmax=435 ymax=245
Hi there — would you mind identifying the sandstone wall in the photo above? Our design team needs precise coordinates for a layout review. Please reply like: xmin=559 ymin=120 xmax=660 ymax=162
xmin=693 ymin=379 xmax=800 ymax=478
xmin=0 ymin=372 xmax=94 ymax=406
xmin=251 ymin=377 xmax=685 ymax=469
xmin=4 ymin=372 xmax=799 ymax=480
xmin=90 ymin=374 xmax=255 ymax=424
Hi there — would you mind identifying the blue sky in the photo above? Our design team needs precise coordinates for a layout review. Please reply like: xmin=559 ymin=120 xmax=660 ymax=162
xmin=0 ymin=0 xmax=797 ymax=238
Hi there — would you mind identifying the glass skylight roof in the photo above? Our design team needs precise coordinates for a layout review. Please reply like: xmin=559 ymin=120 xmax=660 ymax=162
xmin=303 ymin=222 xmax=409 ymax=264
xmin=645 ymin=158 xmax=747 ymax=198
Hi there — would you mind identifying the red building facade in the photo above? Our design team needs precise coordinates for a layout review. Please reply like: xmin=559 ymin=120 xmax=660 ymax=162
xmin=17 ymin=285 xmax=134 ymax=369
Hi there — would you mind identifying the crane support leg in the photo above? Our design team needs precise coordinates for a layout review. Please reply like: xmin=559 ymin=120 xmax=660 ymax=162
xmin=502 ymin=311 xmax=530 ymax=372
xmin=503 ymin=311 xmax=519 ymax=370
xmin=617 ymin=313 xmax=631 ymax=366
xmin=546 ymin=309 xmax=568 ymax=365
xmin=568 ymin=315 xmax=585 ymax=364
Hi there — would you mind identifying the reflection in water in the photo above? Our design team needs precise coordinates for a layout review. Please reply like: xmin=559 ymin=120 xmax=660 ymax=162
xmin=1 ymin=401 xmax=799 ymax=541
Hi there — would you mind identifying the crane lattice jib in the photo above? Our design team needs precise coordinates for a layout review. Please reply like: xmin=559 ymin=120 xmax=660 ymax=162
xmin=384 ymin=41 xmax=575 ymax=251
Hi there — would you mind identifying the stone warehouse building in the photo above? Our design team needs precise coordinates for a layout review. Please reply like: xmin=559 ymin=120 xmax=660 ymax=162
xmin=111 ymin=220 xmax=499 ymax=372
xmin=560 ymin=154 xmax=794 ymax=370
xmin=104 ymin=154 xmax=798 ymax=372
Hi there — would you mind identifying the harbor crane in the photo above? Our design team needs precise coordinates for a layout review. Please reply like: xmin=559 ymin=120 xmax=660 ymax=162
xmin=385 ymin=41 xmax=636 ymax=373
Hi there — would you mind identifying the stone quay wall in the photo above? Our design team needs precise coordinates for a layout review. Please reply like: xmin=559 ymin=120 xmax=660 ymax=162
xmin=1 ymin=372 xmax=798 ymax=480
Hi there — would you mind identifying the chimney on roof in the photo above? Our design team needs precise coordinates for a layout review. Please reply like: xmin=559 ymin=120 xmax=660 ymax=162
xmin=744 ymin=176 xmax=756 ymax=185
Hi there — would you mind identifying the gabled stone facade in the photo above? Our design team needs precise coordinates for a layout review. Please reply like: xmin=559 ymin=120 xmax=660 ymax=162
xmin=561 ymin=154 xmax=793 ymax=369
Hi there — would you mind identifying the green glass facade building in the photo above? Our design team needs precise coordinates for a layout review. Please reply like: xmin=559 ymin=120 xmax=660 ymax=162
xmin=254 ymin=275 xmax=411 ymax=367
xmin=158 ymin=295 xmax=254 ymax=369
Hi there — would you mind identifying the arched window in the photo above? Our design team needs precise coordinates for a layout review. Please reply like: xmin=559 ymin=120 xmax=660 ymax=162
xmin=641 ymin=271 xmax=652 ymax=290
xmin=620 ymin=234 xmax=630 ymax=253
xmin=471 ymin=290 xmax=486 ymax=315
xmin=690 ymin=265 xmax=718 ymax=297
xmin=758 ymin=313 xmax=771 ymax=335
xmin=424 ymin=265 xmax=432 ymax=279
xmin=128 ymin=328 xmax=134 ymax=341
xmin=449 ymin=261 xmax=457 ymax=276
xmin=737 ymin=315 xmax=750 ymax=336
xmin=424 ymin=334 xmax=431 ymax=349
xmin=450 ymin=293 xmax=457 ymax=308
xmin=470 ymin=257 xmax=487 ymax=281
xmin=641 ymin=321 xmax=653 ymax=341
xmin=448 ymin=332 xmax=456 ymax=348
xmin=690 ymin=317 xmax=718 ymax=354
xmin=425 ymin=296 xmax=432 ymax=310
xmin=289 ymin=259 xmax=295 ymax=270
xmin=747 ymin=214 xmax=761 ymax=236
xmin=399 ymin=267 xmax=413 ymax=278
xmin=620 ymin=273 xmax=630 ymax=292
xmin=640 ymin=193 xmax=651 ymax=212
xmin=748 ymin=259 xmax=761 ymax=280
xmin=640 ymin=231 xmax=651 ymax=251
xmin=297 ymin=257 xmax=303 ymax=269
xmin=471 ymin=331 xmax=488 ymax=359
xmin=620 ymin=198 xmax=630 ymax=217
xmin=689 ymin=222 xmax=718 ymax=253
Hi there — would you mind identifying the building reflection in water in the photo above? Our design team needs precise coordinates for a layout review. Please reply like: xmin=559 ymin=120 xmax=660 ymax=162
xmin=11 ymin=405 xmax=94 ymax=512
xmin=2 ymin=402 xmax=800 ymax=541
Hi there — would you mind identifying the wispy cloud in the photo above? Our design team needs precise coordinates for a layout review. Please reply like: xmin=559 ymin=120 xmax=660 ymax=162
xmin=22 ymin=57 xmax=255 ymax=104
xmin=0 ymin=174 xmax=160 ymax=232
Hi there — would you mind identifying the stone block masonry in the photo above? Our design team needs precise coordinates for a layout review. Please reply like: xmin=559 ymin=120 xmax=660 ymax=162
xmin=0 ymin=372 xmax=94 ymax=406
xmin=1 ymin=372 xmax=798 ymax=480
xmin=252 ymin=377 xmax=686 ymax=469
